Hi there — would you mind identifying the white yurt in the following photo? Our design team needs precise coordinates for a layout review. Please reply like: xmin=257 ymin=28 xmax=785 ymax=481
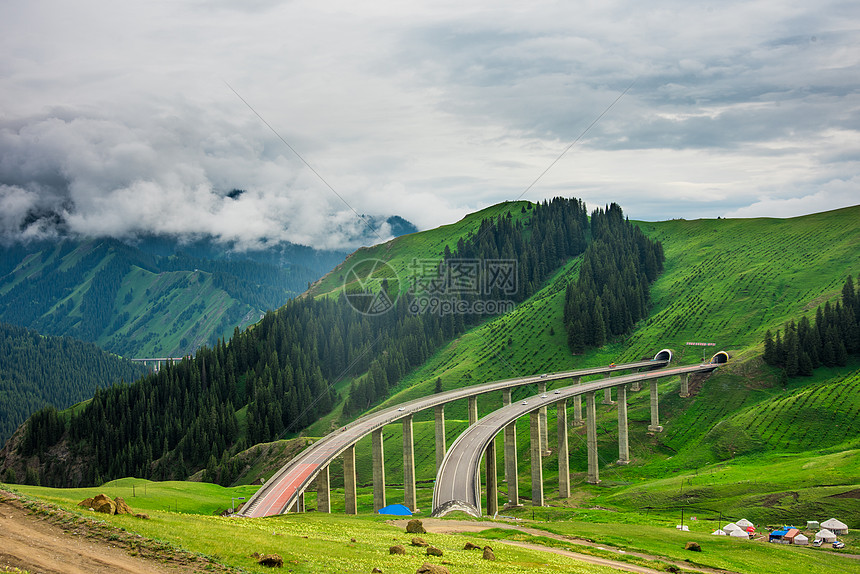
xmin=711 ymin=529 xmax=728 ymax=536
xmin=723 ymin=522 xmax=743 ymax=532
xmin=793 ymin=533 xmax=809 ymax=546
xmin=730 ymin=529 xmax=750 ymax=539
xmin=821 ymin=518 xmax=848 ymax=535
xmin=815 ymin=529 xmax=837 ymax=543
xmin=736 ymin=518 xmax=754 ymax=528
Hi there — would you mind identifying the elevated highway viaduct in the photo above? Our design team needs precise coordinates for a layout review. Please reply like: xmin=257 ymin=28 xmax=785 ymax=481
xmin=431 ymin=355 xmax=728 ymax=518
xmin=237 ymin=355 xmax=673 ymax=518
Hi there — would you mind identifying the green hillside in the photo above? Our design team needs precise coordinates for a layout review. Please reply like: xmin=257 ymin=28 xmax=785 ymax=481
xmin=3 ymin=203 xmax=860 ymax=574
xmin=0 ymin=238 xmax=328 ymax=357
xmin=365 ymin=206 xmax=860 ymax=409
xmin=308 ymin=200 xmax=533 ymax=298
xmin=306 ymin=205 xmax=860 ymax=527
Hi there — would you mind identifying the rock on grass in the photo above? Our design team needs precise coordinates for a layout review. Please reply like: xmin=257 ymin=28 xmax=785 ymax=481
xmin=257 ymin=553 xmax=283 ymax=567
xmin=406 ymin=519 xmax=426 ymax=534
xmin=415 ymin=563 xmax=450 ymax=574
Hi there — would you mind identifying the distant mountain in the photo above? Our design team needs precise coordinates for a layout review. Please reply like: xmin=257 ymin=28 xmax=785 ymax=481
xmin=0 ymin=217 xmax=416 ymax=359
xmin=0 ymin=322 xmax=145 ymax=445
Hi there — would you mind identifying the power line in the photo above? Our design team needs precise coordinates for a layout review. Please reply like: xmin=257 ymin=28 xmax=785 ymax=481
xmin=223 ymin=81 xmax=386 ymax=245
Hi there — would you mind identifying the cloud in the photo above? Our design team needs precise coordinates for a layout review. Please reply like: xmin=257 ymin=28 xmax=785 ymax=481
xmin=723 ymin=176 xmax=860 ymax=219
xmin=1 ymin=0 xmax=859 ymax=248
xmin=0 ymin=104 xmax=405 ymax=250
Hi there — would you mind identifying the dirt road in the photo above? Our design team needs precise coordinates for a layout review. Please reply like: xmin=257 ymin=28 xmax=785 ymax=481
xmin=392 ymin=518 xmax=739 ymax=574
xmin=0 ymin=492 xmax=230 ymax=574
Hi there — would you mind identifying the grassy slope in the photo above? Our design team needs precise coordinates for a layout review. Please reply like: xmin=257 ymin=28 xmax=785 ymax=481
xmin=2 ymin=483 xmax=622 ymax=574
xmin=333 ymin=206 xmax=860 ymax=521
xmin=631 ymin=206 xmax=860 ymax=361
xmin=308 ymin=200 xmax=533 ymax=298
xmin=103 ymin=265 xmax=261 ymax=357
xmin=9 ymin=204 xmax=860 ymax=573
xmin=1 ymin=241 xmax=264 ymax=357
xmin=290 ymin=206 xmax=860 ymax=520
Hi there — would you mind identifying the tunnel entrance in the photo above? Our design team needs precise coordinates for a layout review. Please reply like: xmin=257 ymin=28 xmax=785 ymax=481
xmin=710 ymin=351 xmax=730 ymax=364
xmin=653 ymin=349 xmax=673 ymax=363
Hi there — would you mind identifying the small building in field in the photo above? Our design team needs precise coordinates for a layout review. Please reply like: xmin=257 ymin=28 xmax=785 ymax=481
xmin=793 ymin=533 xmax=809 ymax=546
xmin=769 ymin=529 xmax=789 ymax=543
xmin=815 ymin=529 xmax=837 ymax=543
xmin=723 ymin=522 xmax=742 ymax=533
xmin=711 ymin=529 xmax=727 ymax=536
xmin=784 ymin=528 xmax=800 ymax=543
xmin=736 ymin=518 xmax=754 ymax=529
xmin=806 ymin=520 xmax=820 ymax=530
xmin=820 ymin=518 xmax=848 ymax=535
xmin=730 ymin=528 xmax=750 ymax=539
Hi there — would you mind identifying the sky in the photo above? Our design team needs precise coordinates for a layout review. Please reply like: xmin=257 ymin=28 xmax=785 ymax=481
xmin=1 ymin=0 xmax=859 ymax=250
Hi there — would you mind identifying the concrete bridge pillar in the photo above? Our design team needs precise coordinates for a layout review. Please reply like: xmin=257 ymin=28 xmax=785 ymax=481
xmin=631 ymin=381 xmax=641 ymax=391
xmin=403 ymin=415 xmax=416 ymax=511
xmin=344 ymin=445 xmax=357 ymax=515
xmin=434 ymin=405 xmax=446 ymax=474
xmin=680 ymin=373 xmax=690 ymax=397
xmin=648 ymin=380 xmax=663 ymax=432
xmin=316 ymin=465 xmax=331 ymax=513
xmin=504 ymin=418 xmax=519 ymax=507
xmin=468 ymin=395 xmax=479 ymax=426
xmin=502 ymin=389 xmax=512 ymax=485
xmin=502 ymin=389 xmax=519 ymax=506
xmin=573 ymin=394 xmax=583 ymax=426
xmin=538 ymin=382 xmax=550 ymax=455
xmin=372 ymin=428 xmax=386 ymax=512
xmin=617 ymin=385 xmax=630 ymax=465
xmin=557 ymin=399 xmax=570 ymax=498
xmin=586 ymin=391 xmax=600 ymax=484
xmin=296 ymin=492 xmax=305 ymax=513
xmin=485 ymin=437 xmax=498 ymax=516
xmin=603 ymin=373 xmax=614 ymax=404
xmin=529 ymin=411 xmax=544 ymax=506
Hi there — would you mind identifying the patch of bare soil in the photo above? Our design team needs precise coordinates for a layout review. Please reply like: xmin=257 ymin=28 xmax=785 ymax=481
xmin=0 ymin=490 xmax=235 ymax=574
xmin=827 ymin=488 xmax=860 ymax=499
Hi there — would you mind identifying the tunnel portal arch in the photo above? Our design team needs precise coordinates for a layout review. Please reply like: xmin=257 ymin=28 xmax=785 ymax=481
xmin=710 ymin=351 xmax=730 ymax=364
xmin=653 ymin=349 xmax=673 ymax=363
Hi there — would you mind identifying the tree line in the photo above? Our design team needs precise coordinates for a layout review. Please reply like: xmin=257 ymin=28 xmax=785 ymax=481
xmin=763 ymin=274 xmax=860 ymax=377
xmin=0 ymin=322 xmax=145 ymax=445
xmin=563 ymin=203 xmax=665 ymax=352
xmin=342 ymin=198 xmax=590 ymax=416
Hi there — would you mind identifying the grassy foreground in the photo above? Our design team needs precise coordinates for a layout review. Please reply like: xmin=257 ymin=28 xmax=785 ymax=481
xmin=4 ymin=477 xmax=858 ymax=574
xmin=3 ymin=482 xmax=619 ymax=574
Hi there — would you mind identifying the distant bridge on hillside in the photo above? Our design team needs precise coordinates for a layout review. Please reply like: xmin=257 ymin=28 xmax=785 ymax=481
xmin=129 ymin=357 xmax=189 ymax=372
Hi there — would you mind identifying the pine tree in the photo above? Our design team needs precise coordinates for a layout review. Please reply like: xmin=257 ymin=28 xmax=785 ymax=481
xmin=763 ymin=330 xmax=776 ymax=365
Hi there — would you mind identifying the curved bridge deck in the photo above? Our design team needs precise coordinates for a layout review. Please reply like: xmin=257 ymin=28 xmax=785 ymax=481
xmin=431 ymin=362 xmax=719 ymax=517
xmin=238 ymin=359 xmax=665 ymax=518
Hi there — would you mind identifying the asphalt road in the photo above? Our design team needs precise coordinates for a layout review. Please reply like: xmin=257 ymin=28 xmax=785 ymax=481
xmin=431 ymin=362 xmax=719 ymax=516
xmin=238 ymin=358 xmax=666 ymax=517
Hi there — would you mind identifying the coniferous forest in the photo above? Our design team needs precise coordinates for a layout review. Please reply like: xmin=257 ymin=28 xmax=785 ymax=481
xmin=9 ymin=197 xmax=667 ymax=488
xmin=763 ymin=274 xmax=860 ymax=377
xmin=0 ymin=322 xmax=145 ymax=444
xmin=342 ymin=197 xmax=590 ymax=416
xmin=563 ymin=203 xmax=665 ymax=352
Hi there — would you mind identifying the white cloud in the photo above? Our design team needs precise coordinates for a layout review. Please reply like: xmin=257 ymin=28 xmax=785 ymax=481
xmin=1 ymin=0 xmax=859 ymax=248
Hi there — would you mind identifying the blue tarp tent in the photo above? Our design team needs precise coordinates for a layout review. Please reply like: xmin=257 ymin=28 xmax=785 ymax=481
xmin=377 ymin=503 xmax=413 ymax=516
